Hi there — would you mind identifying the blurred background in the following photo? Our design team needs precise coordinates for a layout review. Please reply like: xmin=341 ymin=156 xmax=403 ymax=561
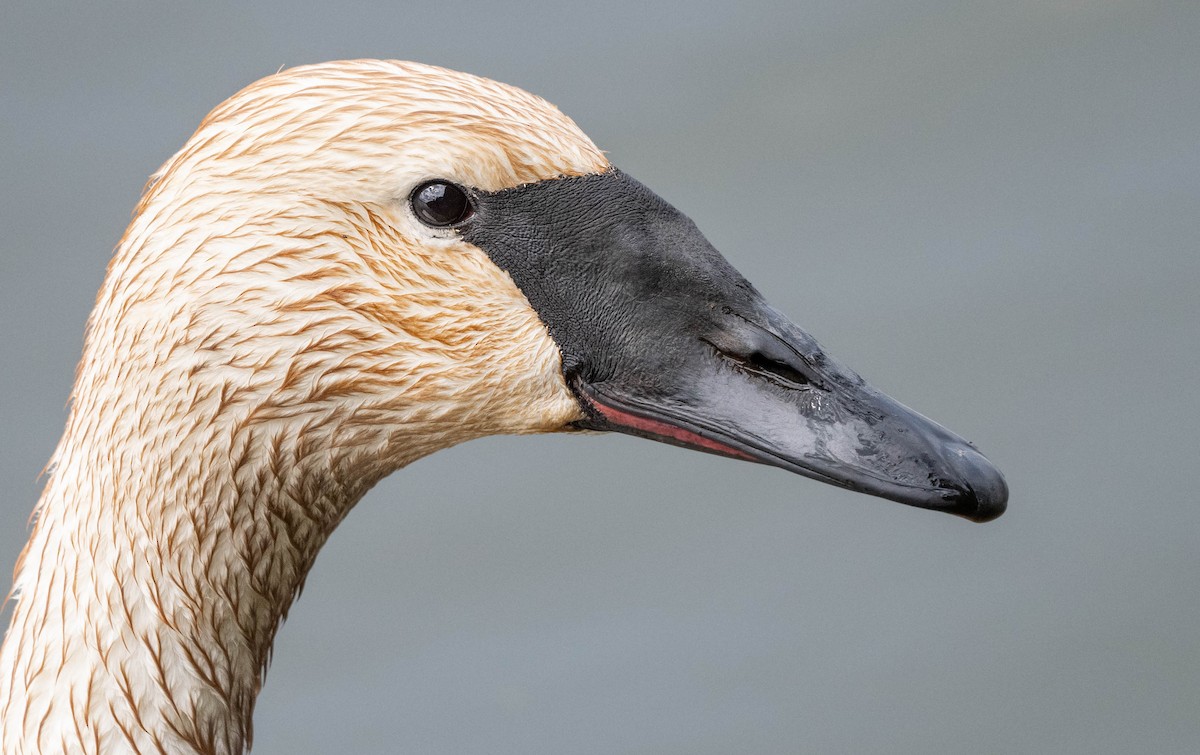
xmin=2 ymin=1 xmax=1197 ymax=752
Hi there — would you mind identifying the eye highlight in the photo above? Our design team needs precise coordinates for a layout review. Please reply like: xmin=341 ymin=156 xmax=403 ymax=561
xmin=410 ymin=180 xmax=474 ymax=227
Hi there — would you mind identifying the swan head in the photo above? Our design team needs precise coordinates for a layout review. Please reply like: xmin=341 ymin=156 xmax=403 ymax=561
xmin=109 ymin=59 xmax=1005 ymax=522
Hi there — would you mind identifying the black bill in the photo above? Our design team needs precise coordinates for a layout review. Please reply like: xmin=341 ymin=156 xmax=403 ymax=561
xmin=460 ymin=169 xmax=1007 ymax=522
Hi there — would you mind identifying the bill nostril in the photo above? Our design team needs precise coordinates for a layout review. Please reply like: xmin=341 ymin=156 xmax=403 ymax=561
xmin=704 ymin=335 xmax=820 ymax=391
xmin=704 ymin=329 xmax=825 ymax=392
xmin=744 ymin=351 xmax=812 ymax=389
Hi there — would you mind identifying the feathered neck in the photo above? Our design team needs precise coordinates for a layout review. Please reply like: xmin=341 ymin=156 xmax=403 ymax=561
xmin=0 ymin=58 xmax=600 ymax=754
xmin=0 ymin=204 xmax=429 ymax=750
xmin=0 ymin=189 xmax=579 ymax=751
xmin=0 ymin=190 xmax=579 ymax=755
xmin=0 ymin=390 xmax=365 ymax=752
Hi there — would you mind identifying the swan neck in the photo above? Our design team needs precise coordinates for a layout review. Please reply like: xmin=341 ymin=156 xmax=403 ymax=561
xmin=0 ymin=390 xmax=374 ymax=753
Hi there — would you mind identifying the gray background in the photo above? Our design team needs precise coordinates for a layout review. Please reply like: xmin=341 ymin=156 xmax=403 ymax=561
xmin=2 ymin=1 xmax=1197 ymax=753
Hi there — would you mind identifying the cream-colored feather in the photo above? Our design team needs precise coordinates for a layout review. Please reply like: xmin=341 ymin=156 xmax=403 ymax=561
xmin=0 ymin=60 xmax=609 ymax=754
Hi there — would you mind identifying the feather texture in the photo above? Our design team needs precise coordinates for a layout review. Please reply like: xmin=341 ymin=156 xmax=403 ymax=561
xmin=0 ymin=60 xmax=608 ymax=754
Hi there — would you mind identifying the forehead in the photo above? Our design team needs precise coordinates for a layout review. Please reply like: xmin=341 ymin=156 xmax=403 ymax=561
xmin=196 ymin=60 xmax=610 ymax=192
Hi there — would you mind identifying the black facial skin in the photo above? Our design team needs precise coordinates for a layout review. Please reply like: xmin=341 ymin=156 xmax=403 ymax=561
xmin=455 ymin=169 xmax=1007 ymax=522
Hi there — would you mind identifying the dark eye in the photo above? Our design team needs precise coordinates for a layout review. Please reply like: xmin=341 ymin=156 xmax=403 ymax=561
xmin=410 ymin=180 xmax=474 ymax=227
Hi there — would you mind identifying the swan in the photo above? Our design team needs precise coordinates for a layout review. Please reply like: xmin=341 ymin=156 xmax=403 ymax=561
xmin=0 ymin=60 xmax=1007 ymax=754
